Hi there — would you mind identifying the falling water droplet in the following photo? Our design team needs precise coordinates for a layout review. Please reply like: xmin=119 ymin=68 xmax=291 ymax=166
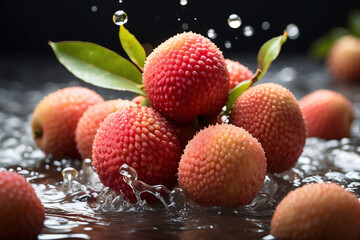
xmin=194 ymin=17 xmax=197 ymax=21
xmin=61 ymin=167 xmax=79 ymax=193
xmin=180 ymin=0 xmax=188 ymax=6
xmin=227 ymin=14 xmax=242 ymax=29
xmin=261 ymin=21 xmax=270 ymax=30
xmin=243 ymin=25 xmax=254 ymax=37
xmin=224 ymin=41 xmax=232 ymax=49
xmin=113 ymin=10 xmax=128 ymax=26
xmin=177 ymin=18 xmax=181 ymax=21
xmin=286 ymin=23 xmax=300 ymax=39
xmin=207 ymin=29 xmax=217 ymax=39
xmin=119 ymin=0 xmax=123 ymax=3
xmin=182 ymin=23 xmax=189 ymax=30
xmin=91 ymin=6 xmax=98 ymax=12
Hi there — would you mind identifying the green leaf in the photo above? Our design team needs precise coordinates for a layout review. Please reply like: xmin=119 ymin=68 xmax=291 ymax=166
xmin=49 ymin=41 xmax=145 ymax=96
xmin=119 ymin=26 xmax=146 ymax=71
xmin=257 ymin=31 xmax=288 ymax=79
xmin=308 ymin=27 xmax=350 ymax=60
xmin=348 ymin=9 xmax=360 ymax=37
xmin=224 ymin=69 xmax=261 ymax=114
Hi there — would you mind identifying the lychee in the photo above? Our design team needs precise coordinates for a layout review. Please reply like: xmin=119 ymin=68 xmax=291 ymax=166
xmin=299 ymin=89 xmax=354 ymax=140
xmin=143 ymin=32 xmax=229 ymax=125
xmin=229 ymin=83 xmax=306 ymax=173
xmin=92 ymin=106 xmax=182 ymax=203
xmin=327 ymin=35 xmax=360 ymax=83
xmin=75 ymin=99 xmax=137 ymax=160
xmin=131 ymin=96 xmax=146 ymax=105
xmin=0 ymin=171 xmax=45 ymax=240
xmin=271 ymin=183 xmax=360 ymax=240
xmin=178 ymin=124 xmax=266 ymax=207
xmin=31 ymin=87 xmax=104 ymax=159
xmin=225 ymin=59 xmax=253 ymax=90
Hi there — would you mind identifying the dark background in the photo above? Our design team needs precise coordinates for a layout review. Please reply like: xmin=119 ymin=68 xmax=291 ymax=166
xmin=1 ymin=0 xmax=359 ymax=56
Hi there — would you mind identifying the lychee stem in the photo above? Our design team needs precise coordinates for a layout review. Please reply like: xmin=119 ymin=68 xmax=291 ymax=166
xmin=33 ymin=129 xmax=42 ymax=139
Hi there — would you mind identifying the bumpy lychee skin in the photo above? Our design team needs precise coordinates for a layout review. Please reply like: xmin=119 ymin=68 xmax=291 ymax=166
xmin=327 ymin=35 xmax=360 ymax=83
xmin=225 ymin=59 xmax=253 ymax=90
xmin=229 ymin=83 xmax=306 ymax=173
xmin=271 ymin=183 xmax=360 ymax=240
xmin=0 ymin=171 xmax=45 ymax=240
xmin=143 ymin=32 xmax=229 ymax=125
xmin=178 ymin=124 xmax=266 ymax=207
xmin=31 ymin=87 xmax=104 ymax=159
xmin=92 ymin=106 xmax=182 ymax=203
xmin=299 ymin=89 xmax=354 ymax=140
xmin=75 ymin=99 xmax=137 ymax=160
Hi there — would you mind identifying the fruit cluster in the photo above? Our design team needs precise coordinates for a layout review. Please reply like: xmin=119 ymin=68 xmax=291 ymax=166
xmin=27 ymin=30 xmax=359 ymax=239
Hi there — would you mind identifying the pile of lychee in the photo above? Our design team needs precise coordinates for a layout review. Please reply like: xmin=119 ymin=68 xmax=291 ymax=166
xmin=29 ymin=32 xmax=360 ymax=239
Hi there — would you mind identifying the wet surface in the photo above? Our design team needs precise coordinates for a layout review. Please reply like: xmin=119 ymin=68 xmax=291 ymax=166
xmin=0 ymin=55 xmax=359 ymax=239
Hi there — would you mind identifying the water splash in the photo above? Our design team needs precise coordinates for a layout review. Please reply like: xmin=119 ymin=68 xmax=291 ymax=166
xmin=228 ymin=14 xmax=242 ymax=29
xmin=113 ymin=10 xmax=128 ymax=26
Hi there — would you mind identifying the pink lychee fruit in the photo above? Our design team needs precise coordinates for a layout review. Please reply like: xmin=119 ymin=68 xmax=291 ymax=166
xmin=92 ymin=106 xmax=182 ymax=203
xmin=327 ymin=35 xmax=360 ymax=83
xmin=229 ymin=83 xmax=306 ymax=173
xmin=299 ymin=89 xmax=354 ymax=140
xmin=75 ymin=99 xmax=137 ymax=160
xmin=143 ymin=32 xmax=229 ymax=125
xmin=178 ymin=124 xmax=266 ymax=207
xmin=225 ymin=59 xmax=253 ymax=90
xmin=0 ymin=171 xmax=45 ymax=240
xmin=271 ymin=183 xmax=360 ymax=240
xmin=31 ymin=87 xmax=104 ymax=159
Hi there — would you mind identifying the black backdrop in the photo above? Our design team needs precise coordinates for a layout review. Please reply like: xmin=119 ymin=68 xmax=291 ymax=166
xmin=1 ymin=0 xmax=359 ymax=55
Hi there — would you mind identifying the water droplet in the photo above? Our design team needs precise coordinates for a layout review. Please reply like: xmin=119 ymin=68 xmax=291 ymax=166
xmin=286 ymin=23 xmax=300 ymax=39
xmin=194 ymin=17 xmax=197 ymax=21
xmin=113 ymin=10 xmax=128 ymax=26
xmin=224 ymin=41 xmax=232 ymax=49
xmin=243 ymin=25 xmax=254 ymax=37
xmin=280 ymin=67 xmax=297 ymax=82
xmin=180 ymin=0 xmax=188 ymax=6
xmin=207 ymin=29 xmax=217 ymax=39
xmin=227 ymin=14 xmax=242 ymax=29
xmin=91 ymin=6 xmax=98 ymax=12
xmin=182 ymin=23 xmax=189 ymax=30
xmin=119 ymin=0 xmax=123 ymax=3
xmin=261 ymin=21 xmax=270 ymax=30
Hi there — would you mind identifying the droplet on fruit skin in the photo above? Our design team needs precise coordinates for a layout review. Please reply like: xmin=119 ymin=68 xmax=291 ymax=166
xmin=228 ymin=14 xmax=242 ymax=29
xmin=113 ymin=10 xmax=128 ymax=26
xmin=207 ymin=29 xmax=217 ymax=39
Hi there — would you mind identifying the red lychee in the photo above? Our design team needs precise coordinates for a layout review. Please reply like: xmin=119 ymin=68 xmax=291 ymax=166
xmin=0 ymin=171 xmax=45 ymax=240
xmin=327 ymin=35 xmax=360 ymax=83
xmin=75 ymin=99 xmax=137 ymax=160
xmin=92 ymin=106 xmax=182 ymax=203
xmin=178 ymin=124 xmax=266 ymax=207
xmin=271 ymin=183 xmax=360 ymax=240
xmin=143 ymin=32 xmax=229 ymax=125
xmin=31 ymin=87 xmax=104 ymax=159
xmin=225 ymin=59 xmax=253 ymax=90
xmin=229 ymin=83 xmax=306 ymax=173
xmin=299 ymin=89 xmax=354 ymax=140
